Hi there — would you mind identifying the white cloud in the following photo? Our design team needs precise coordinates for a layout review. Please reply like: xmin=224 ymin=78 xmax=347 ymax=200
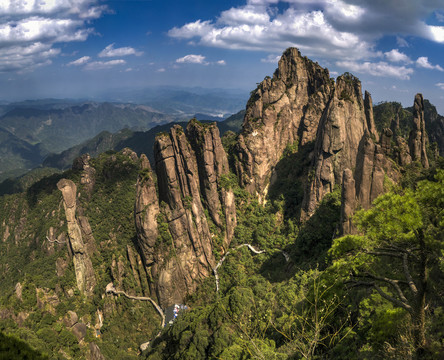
xmin=219 ymin=5 xmax=270 ymax=26
xmin=384 ymin=49 xmax=412 ymax=64
xmin=416 ymin=56 xmax=444 ymax=71
xmin=176 ymin=54 xmax=208 ymax=64
xmin=98 ymin=43 xmax=143 ymax=58
xmin=428 ymin=25 xmax=444 ymax=42
xmin=157 ymin=68 xmax=166 ymax=72
xmin=0 ymin=0 xmax=106 ymax=73
xmin=261 ymin=54 xmax=280 ymax=63
xmin=67 ymin=55 xmax=90 ymax=66
xmin=168 ymin=0 xmax=444 ymax=61
xmin=169 ymin=20 xmax=213 ymax=38
xmin=84 ymin=59 xmax=126 ymax=70
xmin=216 ymin=60 xmax=226 ymax=65
xmin=336 ymin=60 xmax=414 ymax=80
xmin=0 ymin=0 xmax=106 ymax=19
xmin=0 ymin=42 xmax=60 ymax=73
xmin=169 ymin=8 xmax=375 ymax=60
xmin=436 ymin=82 xmax=444 ymax=90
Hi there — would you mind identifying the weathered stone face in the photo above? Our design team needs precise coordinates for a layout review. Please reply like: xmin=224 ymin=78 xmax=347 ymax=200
xmin=186 ymin=120 xmax=237 ymax=249
xmin=134 ymin=155 xmax=159 ymax=267
xmin=301 ymin=73 xmax=368 ymax=218
xmin=409 ymin=93 xmax=429 ymax=168
xmin=57 ymin=179 xmax=96 ymax=296
xmin=133 ymin=121 xmax=236 ymax=307
xmin=153 ymin=126 xmax=215 ymax=306
xmin=235 ymin=48 xmax=332 ymax=201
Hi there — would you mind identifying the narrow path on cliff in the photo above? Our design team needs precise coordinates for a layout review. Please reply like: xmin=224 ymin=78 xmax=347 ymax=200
xmin=213 ymin=244 xmax=265 ymax=292
xmin=105 ymin=282 xmax=165 ymax=351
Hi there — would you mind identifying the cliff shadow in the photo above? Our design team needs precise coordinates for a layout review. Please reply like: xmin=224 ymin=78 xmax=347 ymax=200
xmin=260 ymin=187 xmax=341 ymax=283
xmin=266 ymin=141 xmax=315 ymax=219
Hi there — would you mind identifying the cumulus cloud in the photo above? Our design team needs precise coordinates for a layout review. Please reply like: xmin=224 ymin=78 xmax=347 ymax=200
xmin=176 ymin=54 xmax=208 ymax=64
xmin=168 ymin=0 xmax=444 ymax=61
xmin=84 ymin=59 xmax=126 ymax=70
xmin=216 ymin=60 xmax=226 ymax=65
xmin=336 ymin=60 xmax=414 ymax=80
xmin=67 ymin=55 xmax=90 ymax=66
xmin=416 ymin=56 xmax=444 ymax=71
xmin=436 ymin=82 xmax=444 ymax=90
xmin=98 ymin=43 xmax=143 ymax=58
xmin=0 ymin=42 xmax=60 ymax=73
xmin=0 ymin=0 xmax=106 ymax=72
xmin=169 ymin=8 xmax=374 ymax=59
xmin=384 ymin=49 xmax=412 ymax=64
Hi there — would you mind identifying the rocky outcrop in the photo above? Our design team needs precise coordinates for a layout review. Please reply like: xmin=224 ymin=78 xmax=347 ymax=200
xmin=302 ymin=73 xmax=369 ymax=218
xmin=134 ymin=155 xmax=159 ymax=267
xmin=235 ymin=48 xmax=333 ymax=201
xmin=186 ymin=119 xmax=237 ymax=249
xmin=73 ymin=154 xmax=96 ymax=195
xmin=380 ymin=128 xmax=393 ymax=155
xmin=409 ymin=94 xmax=429 ymax=168
xmin=394 ymin=136 xmax=412 ymax=166
xmin=364 ymin=91 xmax=379 ymax=142
xmin=152 ymin=126 xmax=216 ymax=306
xmin=134 ymin=121 xmax=235 ymax=307
xmin=340 ymin=169 xmax=356 ymax=235
xmin=57 ymin=179 xmax=96 ymax=296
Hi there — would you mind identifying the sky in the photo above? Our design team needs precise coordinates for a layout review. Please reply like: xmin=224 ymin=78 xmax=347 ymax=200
xmin=1 ymin=0 xmax=444 ymax=112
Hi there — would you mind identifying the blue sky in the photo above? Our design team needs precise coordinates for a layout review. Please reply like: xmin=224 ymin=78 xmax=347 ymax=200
xmin=1 ymin=0 xmax=444 ymax=112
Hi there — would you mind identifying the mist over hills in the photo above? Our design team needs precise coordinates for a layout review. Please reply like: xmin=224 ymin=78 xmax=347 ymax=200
xmin=0 ymin=88 xmax=248 ymax=183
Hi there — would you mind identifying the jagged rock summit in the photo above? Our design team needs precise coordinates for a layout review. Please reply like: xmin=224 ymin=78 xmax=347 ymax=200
xmin=134 ymin=120 xmax=236 ymax=307
xmin=235 ymin=48 xmax=333 ymax=202
xmin=234 ymin=47 xmax=430 ymax=228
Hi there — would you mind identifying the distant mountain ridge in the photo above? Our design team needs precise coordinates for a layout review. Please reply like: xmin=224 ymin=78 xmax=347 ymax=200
xmin=0 ymin=101 xmax=175 ymax=181
xmin=43 ymin=110 xmax=245 ymax=171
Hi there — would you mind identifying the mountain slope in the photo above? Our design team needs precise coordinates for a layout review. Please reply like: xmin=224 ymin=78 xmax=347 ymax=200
xmin=0 ymin=48 xmax=442 ymax=360
xmin=0 ymin=127 xmax=48 ymax=181
xmin=42 ymin=110 xmax=245 ymax=171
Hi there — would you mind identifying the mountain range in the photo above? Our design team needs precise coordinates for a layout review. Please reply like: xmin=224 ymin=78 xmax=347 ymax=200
xmin=0 ymin=48 xmax=442 ymax=360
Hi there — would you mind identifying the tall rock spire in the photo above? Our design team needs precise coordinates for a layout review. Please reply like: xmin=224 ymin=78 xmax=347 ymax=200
xmin=409 ymin=93 xmax=429 ymax=168
xmin=235 ymin=47 xmax=333 ymax=202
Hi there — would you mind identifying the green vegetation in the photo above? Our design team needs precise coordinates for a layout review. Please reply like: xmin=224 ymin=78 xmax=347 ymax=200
xmin=146 ymin=159 xmax=444 ymax=359
xmin=0 ymin=105 xmax=443 ymax=360
xmin=0 ymin=150 xmax=159 ymax=359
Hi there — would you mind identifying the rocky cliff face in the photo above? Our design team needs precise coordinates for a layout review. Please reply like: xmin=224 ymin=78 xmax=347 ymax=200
xmin=235 ymin=48 xmax=333 ymax=202
xmin=301 ymin=73 xmax=373 ymax=218
xmin=233 ymin=48 xmax=432 ymax=233
xmin=409 ymin=94 xmax=429 ymax=168
xmin=134 ymin=121 xmax=235 ymax=307
xmin=57 ymin=179 xmax=96 ymax=296
xmin=134 ymin=154 xmax=159 ymax=268
xmin=186 ymin=119 xmax=236 ymax=249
